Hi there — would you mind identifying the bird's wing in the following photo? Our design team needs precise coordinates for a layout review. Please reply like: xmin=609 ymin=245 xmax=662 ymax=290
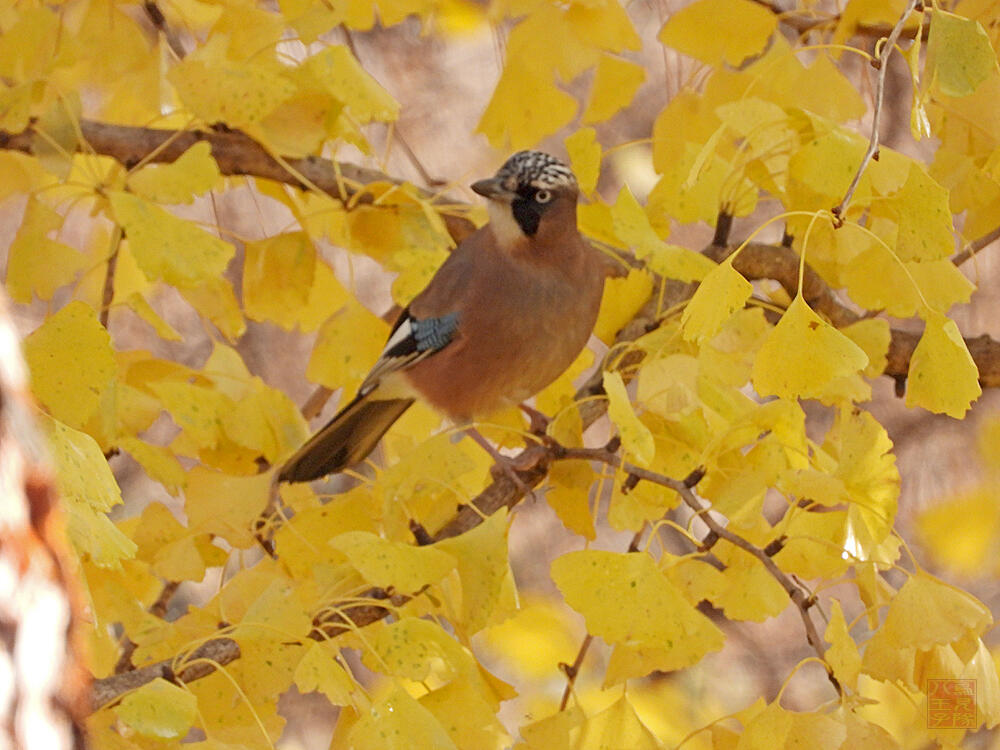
xmin=359 ymin=306 xmax=461 ymax=395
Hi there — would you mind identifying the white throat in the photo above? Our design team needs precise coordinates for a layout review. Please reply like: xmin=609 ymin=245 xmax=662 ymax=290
xmin=486 ymin=200 xmax=526 ymax=248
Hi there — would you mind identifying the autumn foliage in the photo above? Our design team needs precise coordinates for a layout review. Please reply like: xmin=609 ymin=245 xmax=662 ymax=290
xmin=2 ymin=0 xmax=1000 ymax=747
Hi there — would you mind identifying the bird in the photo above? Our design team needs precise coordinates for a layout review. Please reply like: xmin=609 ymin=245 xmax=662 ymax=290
xmin=278 ymin=150 xmax=606 ymax=485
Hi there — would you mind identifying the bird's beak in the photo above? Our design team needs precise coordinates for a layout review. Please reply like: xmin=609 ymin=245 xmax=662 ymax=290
xmin=471 ymin=177 xmax=515 ymax=202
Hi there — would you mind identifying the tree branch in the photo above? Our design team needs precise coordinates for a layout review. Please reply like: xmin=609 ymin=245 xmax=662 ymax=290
xmin=552 ymin=446 xmax=839 ymax=693
xmin=953 ymin=222 xmax=1000 ymax=267
xmin=711 ymin=242 xmax=1000 ymax=387
xmin=0 ymin=120 xmax=477 ymax=243
xmin=92 ymin=637 xmax=240 ymax=711
xmin=750 ymin=0 xmax=928 ymax=41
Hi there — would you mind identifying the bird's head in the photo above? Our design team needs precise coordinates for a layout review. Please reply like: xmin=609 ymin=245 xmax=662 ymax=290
xmin=472 ymin=151 xmax=579 ymax=247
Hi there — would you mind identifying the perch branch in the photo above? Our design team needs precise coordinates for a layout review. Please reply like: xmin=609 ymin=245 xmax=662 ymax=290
xmin=710 ymin=242 xmax=1000 ymax=387
xmin=0 ymin=120 xmax=477 ymax=243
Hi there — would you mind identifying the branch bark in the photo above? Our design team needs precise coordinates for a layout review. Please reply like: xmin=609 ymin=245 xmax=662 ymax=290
xmin=713 ymin=242 xmax=1000 ymax=387
xmin=0 ymin=120 xmax=477 ymax=243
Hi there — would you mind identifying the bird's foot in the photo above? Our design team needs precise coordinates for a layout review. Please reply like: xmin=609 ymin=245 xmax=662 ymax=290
xmin=519 ymin=403 xmax=551 ymax=437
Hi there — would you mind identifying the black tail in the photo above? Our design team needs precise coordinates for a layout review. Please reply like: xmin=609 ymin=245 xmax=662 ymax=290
xmin=278 ymin=394 xmax=414 ymax=482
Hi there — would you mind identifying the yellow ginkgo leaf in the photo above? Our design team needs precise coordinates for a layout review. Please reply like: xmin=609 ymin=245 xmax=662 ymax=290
xmin=881 ymin=572 xmax=992 ymax=650
xmin=482 ymin=596 xmax=581 ymax=680
xmin=243 ymin=231 xmax=317 ymax=329
xmin=905 ymin=310 xmax=981 ymax=418
xmin=751 ymin=295 xmax=868 ymax=400
xmin=826 ymin=407 xmax=899 ymax=545
xmin=645 ymin=243 xmax=716 ymax=282
xmin=23 ymin=300 xmax=115 ymax=429
xmin=583 ymin=53 xmax=645 ymax=124
xmin=330 ymin=531 xmax=455 ymax=593
xmin=169 ymin=56 xmax=297 ymax=128
xmin=824 ymin=599 xmax=861 ymax=690
xmin=612 ymin=183 xmax=665 ymax=253
xmin=349 ymin=685 xmax=458 ymax=750
xmin=420 ymin=681 xmax=510 ymax=750
xmin=184 ymin=466 xmax=272 ymax=549
xmin=773 ymin=509 xmax=852 ymax=579
xmin=565 ymin=127 xmax=601 ymax=196
xmin=647 ymin=144 xmax=743 ymax=224
xmin=885 ymin=164 xmax=955 ymax=261
xmin=307 ymin=301 xmax=389 ymax=397
xmin=658 ymin=0 xmax=777 ymax=67
xmin=6 ymin=197 xmax=86 ymax=304
xmin=114 ymin=678 xmax=197 ymax=739
xmin=681 ymin=259 xmax=753 ymax=344
xmin=118 ymin=437 xmax=186 ymax=495
xmin=551 ymin=550 xmax=724 ymax=650
xmin=294 ymin=642 xmax=355 ymax=706
xmin=637 ymin=353 xmax=700 ymax=419
xmin=41 ymin=415 xmax=136 ymax=568
xmin=926 ymin=10 xmax=998 ymax=98
xmin=178 ymin=277 xmax=246 ymax=341
xmin=575 ymin=695 xmax=662 ymax=750
xmin=127 ymin=141 xmax=220 ymax=204
xmin=841 ymin=318 xmax=890 ymax=377
xmin=434 ymin=508 xmax=510 ymax=634
xmin=520 ymin=706 xmax=585 ymax=750
xmin=710 ymin=539 xmax=788 ymax=621
xmin=593 ymin=267 xmax=654 ymax=346
xmin=371 ymin=616 xmax=519 ymax=708
xmin=109 ymin=192 xmax=235 ymax=288
xmin=301 ymin=45 xmax=399 ymax=123
xmin=604 ymin=371 xmax=655 ymax=466
xmin=546 ymin=460 xmax=597 ymax=540
xmin=477 ymin=58 xmax=578 ymax=150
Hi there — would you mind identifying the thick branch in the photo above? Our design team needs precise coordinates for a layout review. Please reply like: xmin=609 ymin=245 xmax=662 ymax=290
xmin=92 ymin=637 xmax=240 ymax=711
xmin=0 ymin=120 xmax=477 ymax=243
xmin=712 ymin=243 xmax=1000 ymax=387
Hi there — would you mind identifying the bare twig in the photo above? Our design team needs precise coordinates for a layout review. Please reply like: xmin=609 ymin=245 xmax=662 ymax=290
xmin=98 ymin=228 xmax=122 ymax=329
xmin=832 ymin=0 xmax=921 ymax=222
xmin=142 ymin=1 xmax=186 ymax=60
xmin=553 ymin=446 xmax=839 ymax=692
xmin=558 ymin=634 xmax=594 ymax=711
xmin=953 ymin=223 xmax=1000 ymax=267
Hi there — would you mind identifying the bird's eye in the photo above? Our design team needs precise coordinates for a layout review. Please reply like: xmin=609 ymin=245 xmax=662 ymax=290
xmin=534 ymin=189 xmax=552 ymax=204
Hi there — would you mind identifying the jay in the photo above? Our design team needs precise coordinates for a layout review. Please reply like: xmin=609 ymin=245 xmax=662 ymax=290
xmin=279 ymin=151 xmax=606 ymax=483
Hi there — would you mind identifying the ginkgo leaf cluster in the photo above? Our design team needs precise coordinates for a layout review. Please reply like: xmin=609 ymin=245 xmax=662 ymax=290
xmin=0 ymin=0 xmax=998 ymax=748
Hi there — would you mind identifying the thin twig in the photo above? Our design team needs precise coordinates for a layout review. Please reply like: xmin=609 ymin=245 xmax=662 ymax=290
xmin=832 ymin=0 xmax=921 ymax=222
xmin=953 ymin=222 xmax=1000 ymax=267
xmin=98 ymin=228 xmax=122 ymax=329
xmin=558 ymin=634 xmax=593 ymax=711
xmin=143 ymin=1 xmax=186 ymax=60
xmin=749 ymin=0 xmax=928 ymax=40
xmin=553 ymin=445 xmax=839 ymax=692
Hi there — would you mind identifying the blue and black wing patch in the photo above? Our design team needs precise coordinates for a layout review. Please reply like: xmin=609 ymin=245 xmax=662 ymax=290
xmin=359 ymin=307 xmax=460 ymax=394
